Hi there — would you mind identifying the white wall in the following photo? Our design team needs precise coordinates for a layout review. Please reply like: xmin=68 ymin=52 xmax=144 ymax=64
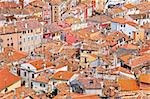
xmin=85 ymin=89 xmax=102 ymax=96
xmin=32 ymin=81 xmax=50 ymax=93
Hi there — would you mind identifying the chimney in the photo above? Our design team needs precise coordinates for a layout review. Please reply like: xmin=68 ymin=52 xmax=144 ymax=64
xmin=128 ymin=58 xmax=132 ymax=65
xmin=25 ymin=23 xmax=28 ymax=28
xmin=3 ymin=26 xmax=6 ymax=34
xmin=15 ymin=27 xmax=18 ymax=33
xmin=113 ymin=53 xmax=117 ymax=67
xmin=91 ymin=29 xmax=94 ymax=33
xmin=25 ymin=82 xmax=28 ymax=88
xmin=19 ymin=0 xmax=24 ymax=8
xmin=63 ymin=94 xmax=67 ymax=98
xmin=59 ymin=75 xmax=63 ymax=79
xmin=8 ymin=50 xmax=14 ymax=56
xmin=43 ymin=61 xmax=46 ymax=70
xmin=20 ymin=92 xmax=25 ymax=99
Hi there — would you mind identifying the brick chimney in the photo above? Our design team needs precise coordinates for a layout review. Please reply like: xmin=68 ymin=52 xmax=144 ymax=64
xmin=19 ymin=0 xmax=24 ymax=8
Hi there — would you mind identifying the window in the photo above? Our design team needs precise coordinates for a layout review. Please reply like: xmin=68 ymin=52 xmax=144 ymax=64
xmin=85 ymin=58 xmax=87 ymax=63
xmin=7 ymin=44 xmax=9 ymax=46
xmin=23 ymin=31 xmax=26 ymax=34
xmin=31 ymin=37 xmax=33 ymax=40
xmin=20 ymin=36 xmax=22 ymax=38
xmin=40 ymin=83 xmax=46 ymax=87
xmin=20 ymin=48 xmax=22 ymax=51
xmin=24 ymin=72 xmax=26 ymax=76
xmin=43 ymin=84 xmax=45 ymax=87
xmin=32 ymin=74 xmax=34 ymax=78
xmin=4 ymin=88 xmax=8 ymax=92
xmin=31 ymin=82 xmax=33 ymax=88
xmin=11 ymin=43 xmax=13 ymax=46
xmin=40 ymin=83 xmax=42 ymax=87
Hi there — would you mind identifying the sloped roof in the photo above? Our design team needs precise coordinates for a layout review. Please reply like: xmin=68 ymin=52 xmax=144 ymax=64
xmin=0 ymin=68 xmax=21 ymax=91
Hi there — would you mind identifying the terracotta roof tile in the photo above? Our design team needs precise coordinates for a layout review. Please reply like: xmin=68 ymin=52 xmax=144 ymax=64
xmin=78 ymin=77 xmax=102 ymax=89
xmin=0 ymin=2 xmax=21 ymax=8
xmin=34 ymin=72 xmax=51 ymax=83
xmin=0 ymin=47 xmax=27 ymax=63
xmin=51 ymin=71 xmax=74 ymax=81
xmin=139 ymin=74 xmax=150 ymax=84
xmin=112 ymin=17 xmax=126 ymax=24
xmin=129 ymin=54 xmax=150 ymax=67
xmin=124 ymin=3 xmax=135 ymax=9
xmin=0 ymin=68 xmax=21 ymax=91
xmin=27 ymin=59 xmax=53 ymax=70
xmin=55 ymin=83 xmax=70 ymax=92
xmin=118 ymin=78 xmax=140 ymax=91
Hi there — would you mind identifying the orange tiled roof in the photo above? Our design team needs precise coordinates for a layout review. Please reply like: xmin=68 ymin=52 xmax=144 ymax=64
xmin=0 ymin=2 xmax=21 ymax=8
xmin=0 ymin=68 xmax=21 ymax=91
xmin=51 ymin=71 xmax=74 ymax=81
xmin=118 ymin=78 xmax=140 ymax=91
xmin=110 ymin=8 xmax=125 ymax=15
xmin=27 ymin=59 xmax=53 ymax=70
xmin=55 ymin=83 xmax=70 ymax=92
xmin=73 ymin=94 xmax=100 ymax=99
xmin=0 ymin=47 xmax=27 ymax=63
xmin=121 ymin=44 xmax=139 ymax=50
xmin=111 ymin=66 xmax=131 ymax=75
xmin=54 ymin=91 xmax=83 ymax=99
xmin=112 ymin=18 xmax=139 ymax=27
xmin=50 ymin=0 xmax=62 ymax=5
xmin=120 ymin=54 xmax=134 ymax=64
xmin=54 ymin=91 xmax=100 ymax=99
xmin=14 ymin=86 xmax=35 ymax=98
xmin=0 ymin=86 xmax=35 ymax=99
xmin=124 ymin=3 xmax=135 ymax=9
xmin=112 ymin=17 xmax=126 ymax=24
xmin=34 ymin=72 xmax=51 ymax=83
xmin=139 ymin=74 xmax=150 ymax=84
xmin=129 ymin=54 xmax=150 ymax=67
xmin=125 ymin=21 xmax=139 ymax=27
xmin=78 ymin=77 xmax=102 ymax=89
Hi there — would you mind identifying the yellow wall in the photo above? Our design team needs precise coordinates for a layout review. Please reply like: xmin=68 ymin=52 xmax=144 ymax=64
xmin=134 ymin=28 xmax=145 ymax=42
xmin=34 ymin=12 xmax=42 ymax=17
xmin=0 ymin=80 xmax=21 ymax=94
xmin=1 ymin=32 xmax=22 ymax=51
xmin=80 ymin=52 xmax=97 ymax=63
